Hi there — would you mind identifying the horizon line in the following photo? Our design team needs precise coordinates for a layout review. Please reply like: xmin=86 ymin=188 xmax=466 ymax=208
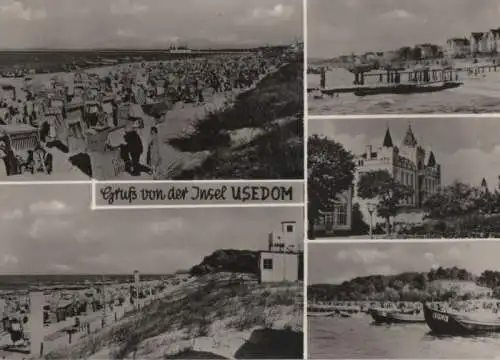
xmin=0 ymin=44 xmax=292 ymax=52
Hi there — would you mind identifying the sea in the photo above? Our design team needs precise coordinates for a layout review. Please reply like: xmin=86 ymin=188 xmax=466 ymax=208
xmin=309 ymin=316 xmax=500 ymax=359
xmin=0 ymin=274 xmax=171 ymax=291
xmin=307 ymin=68 xmax=500 ymax=115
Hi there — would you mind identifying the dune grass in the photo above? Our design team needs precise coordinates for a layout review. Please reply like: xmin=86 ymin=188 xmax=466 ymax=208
xmin=45 ymin=273 xmax=302 ymax=360
xmin=167 ymin=55 xmax=303 ymax=180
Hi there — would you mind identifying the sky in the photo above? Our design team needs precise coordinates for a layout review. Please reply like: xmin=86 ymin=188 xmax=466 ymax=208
xmin=0 ymin=184 xmax=303 ymax=274
xmin=308 ymin=0 xmax=500 ymax=59
xmin=0 ymin=0 xmax=302 ymax=49
xmin=309 ymin=117 xmax=500 ymax=188
xmin=309 ymin=242 xmax=500 ymax=284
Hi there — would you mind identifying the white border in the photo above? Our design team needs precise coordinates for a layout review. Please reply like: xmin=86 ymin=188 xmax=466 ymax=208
xmin=93 ymin=203 xmax=304 ymax=210
xmin=91 ymin=179 xmax=97 ymax=210
xmin=0 ymin=180 xmax=91 ymax=185
xmin=302 ymin=0 xmax=309 ymax=358
xmin=94 ymin=179 xmax=305 ymax=184
xmin=309 ymin=113 xmax=500 ymax=120
xmin=308 ymin=238 xmax=500 ymax=244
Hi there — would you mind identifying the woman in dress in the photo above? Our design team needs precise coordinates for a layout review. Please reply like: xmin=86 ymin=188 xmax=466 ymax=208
xmin=146 ymin=126 xmax=162 ymax=179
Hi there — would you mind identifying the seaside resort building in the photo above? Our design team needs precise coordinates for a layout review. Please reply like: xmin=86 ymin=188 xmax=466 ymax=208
xmin=259 ymin=221 xmax=303 ymax=283
xmin=315 ymin=125 xmax=441 ymax=234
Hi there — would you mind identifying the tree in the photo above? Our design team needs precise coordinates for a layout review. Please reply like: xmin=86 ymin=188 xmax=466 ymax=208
xmin=424 ymin=181 xmax=482 ymax=220
xmin=307 ymin=135 xmax=356 ymax=238
xmin=357 ymin=170 xmax=414 ymax=235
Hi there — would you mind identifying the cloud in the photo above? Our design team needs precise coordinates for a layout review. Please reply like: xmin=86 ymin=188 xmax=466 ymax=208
xmin=51 ymin=263 xmax=72 ymax=272
xmin=1 ymin=254 xmax=18 ymax=265
xmin=382 ymin=9 xmax=416 ymax=20
xmin=2 ymin=209 xmax=23 ymax=221
xmin=147 ymin=218 xmax=185 ymax=235
xmin=81 ymin=254 xmax=110 ymax=265
xmin=109 ymin=0 xmax=148 ymax=15
xmin=0 ymin=1 xmax=47 ymax=21
xmin=309 ymin=243 xmax=499 ymax=285
xmin=252 ymin=4 xmax=294 ymax=19
xmin=28 ymin=218 xmax=72 ymax=239
xmin=29 ymin=200 xmax=71 ymax=215
xmin=336 ymin=248 xmax=390 ymax=265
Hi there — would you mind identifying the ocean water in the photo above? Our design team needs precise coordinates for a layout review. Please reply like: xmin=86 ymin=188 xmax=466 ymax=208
xmin=309 ymin=316 xmax=500 ymax=359
xmin=307 ymin=70 xmax=500 ymax=115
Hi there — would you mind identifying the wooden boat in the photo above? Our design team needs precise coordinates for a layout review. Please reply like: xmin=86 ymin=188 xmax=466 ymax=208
xmin=354 ymin=81 xmax=462 ymax=97
xmin=338 ymin=310 xmax=351 ymax=318
xmin=369 ymin=308 xmax=392 ymax=323
xmin=369 ymin=307 xmax=424 ymax=324
xmin=389 ymin=311 xmax=425 ymax=324
xmin=423 ymin=302 xmax=500 ymax=335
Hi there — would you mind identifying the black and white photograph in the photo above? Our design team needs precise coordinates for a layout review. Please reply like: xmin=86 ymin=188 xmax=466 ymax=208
xmin=0 ymin=185 xmax=303 ymax=359
xmin=308 ymin=117 xmax=500 ymax=239
xmin=307 ymin=0 xmax=500 ymax=115
xmin=308 ymin=242 xmax=500 ymax=359
xmin=0 ymin=0 xmax=303 ymax=181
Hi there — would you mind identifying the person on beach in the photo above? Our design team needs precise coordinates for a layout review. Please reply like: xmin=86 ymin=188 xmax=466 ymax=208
xmin=123 ymin=122 xmax=144 ymax=176
xmin=146 ymin=126 xmax=162 ymax=179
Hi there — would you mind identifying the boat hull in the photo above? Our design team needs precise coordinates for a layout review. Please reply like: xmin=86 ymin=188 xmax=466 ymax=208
xmin=423 ymin=303 xmax=500 ymax=335
xmin=369 ymin=308 xmax=425 ymax=324
xmin=388 ymin=312 xmax=425 ymax=324
xmin=369 ymin=309 xmax=392 ymax=323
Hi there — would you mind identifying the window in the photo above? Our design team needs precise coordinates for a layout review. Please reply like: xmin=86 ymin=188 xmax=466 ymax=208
xmin=263 ymin=258 xmax=273 ymax=270
xmin=333 ymin=203 xmax=347 ymax=226
xmin=286 ymin=225 xmax=294 ymax=233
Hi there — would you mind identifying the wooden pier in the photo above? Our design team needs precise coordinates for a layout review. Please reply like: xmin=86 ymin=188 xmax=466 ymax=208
xmin=309 ymin=63 xmax=498 ymax=95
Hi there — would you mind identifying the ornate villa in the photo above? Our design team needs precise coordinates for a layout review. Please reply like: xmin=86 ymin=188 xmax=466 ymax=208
xmin=315 ymin=124 xmax=442 ymax=234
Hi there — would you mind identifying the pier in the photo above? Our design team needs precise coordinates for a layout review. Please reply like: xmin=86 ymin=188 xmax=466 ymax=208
xmin=308 ymin=63 xmax=498 ymax=95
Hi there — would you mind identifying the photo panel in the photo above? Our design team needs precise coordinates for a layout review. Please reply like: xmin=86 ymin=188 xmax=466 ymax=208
xmin=0 ymin=184 xmax=304 ymax=359
xmin=0 ymin=0 xmax=303 ymax=182
xmin=307 ymin=117 xmax=500 ymax=240
xmin=308 ymin=242 xmax=500 ymax=359
xmin=307 ymin=0 xmax=500 ymax=115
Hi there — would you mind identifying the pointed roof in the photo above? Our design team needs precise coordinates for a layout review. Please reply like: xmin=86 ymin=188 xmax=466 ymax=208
xmin=481 ymin=177 xmax=488 ymax=188
xmin=403 ymin=124 xmax=417 ymax=147
xmin=382 ymin=127 xmax=393 ymax=148
xmin=427 ymin=151 xmax=436 ymax=167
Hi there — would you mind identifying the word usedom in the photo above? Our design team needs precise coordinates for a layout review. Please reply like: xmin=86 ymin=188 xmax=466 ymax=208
xmin=432 ymin=313 xmax=449 ymax=322
xmin=100 ymin=185 xmax=294 ymax=205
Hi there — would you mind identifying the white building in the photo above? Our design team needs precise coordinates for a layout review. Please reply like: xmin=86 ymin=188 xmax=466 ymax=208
xmin=446 ymin=38 xmax=470 ymax=58
xmin=354 ymin=125 xmax=441 ymax=222
xmin=259 ymin=221 xmax=303 ymax=283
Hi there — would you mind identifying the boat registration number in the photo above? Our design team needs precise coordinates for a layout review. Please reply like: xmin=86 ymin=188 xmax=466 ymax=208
xmin=433 ymin=313 xmax=449 ymax=322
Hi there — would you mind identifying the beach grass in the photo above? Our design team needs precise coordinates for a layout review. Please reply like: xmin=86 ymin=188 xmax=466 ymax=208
xmin=168 ymin=56 xmax=303 ymax=179
xmin=44 ymin=273 xmax=302 ymax=359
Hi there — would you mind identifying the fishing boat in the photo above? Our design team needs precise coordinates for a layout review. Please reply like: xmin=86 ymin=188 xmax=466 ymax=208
xmin=423 ymin=302 xmax=500 ymax=335
xmin=353 ymin=81 xmax=462 ymax=97
xmin=368 ymin=308 xmax=392 ymax=323
xmin=389 ymin=311 xmax=425 ymax=324
xmin=369 ymin=307 xmax=424 ymax=324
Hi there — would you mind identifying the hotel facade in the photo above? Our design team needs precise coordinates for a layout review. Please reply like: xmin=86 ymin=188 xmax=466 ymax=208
xmin=315 ymin=125 xmax=441 ymax=234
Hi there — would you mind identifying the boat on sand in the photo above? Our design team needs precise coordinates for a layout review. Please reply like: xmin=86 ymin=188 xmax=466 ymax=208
xmin=369 ymin=307 xmax=425 ymax=324
xmin=423 ymin=302 xmax=500 ymax=335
